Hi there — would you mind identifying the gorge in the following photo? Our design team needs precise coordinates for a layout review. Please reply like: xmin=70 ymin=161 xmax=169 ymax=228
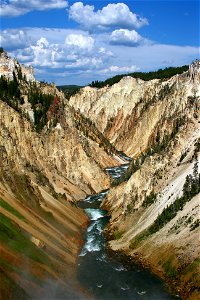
xmin=0 ymin=51 xmax=199 ymax=300
xmin=77 ymin=164 xmax=177 ymax=300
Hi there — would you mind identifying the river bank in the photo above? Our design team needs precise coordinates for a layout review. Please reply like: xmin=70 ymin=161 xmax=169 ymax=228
xmin=77 ymin=164 xmax=178 ymax=300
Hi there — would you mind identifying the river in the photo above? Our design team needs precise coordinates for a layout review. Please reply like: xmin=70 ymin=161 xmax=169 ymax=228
xmin=77 ymin=163 xmax=179 ymax=300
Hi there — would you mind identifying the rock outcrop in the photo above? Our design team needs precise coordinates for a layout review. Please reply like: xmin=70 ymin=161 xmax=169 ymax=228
xmin=0 ymin=50 xmax=35 ymax=82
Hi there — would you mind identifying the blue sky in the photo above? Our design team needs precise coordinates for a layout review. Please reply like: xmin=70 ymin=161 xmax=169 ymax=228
xmin=1 ymin=0 xmax=199 ymax=85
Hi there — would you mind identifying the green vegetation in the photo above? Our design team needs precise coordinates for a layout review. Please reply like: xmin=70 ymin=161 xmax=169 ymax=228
xmin=113 ymin=230 xmax=124 ymax=240
xmin=183 ymin=258 xmax=200 ymax=274
xmin=28 ymin=84 xmax=55 ymax=132
xmin=129 ymin=230 xmax=151 ymax=249
xmin=0 ymin=213 xmax=51 ymax=265
xmin=43 ymin=210 xmax=55 ymax=222
xmin=0 ymin=71 xmax=58 ymax=132
xmin=57 ymin=85 xmax=83 ymax=99
xmin=2 ymin=173 xmax=41 ymax=210
xmin=0 ymin=74 xmax=23 ymax=112
xmin=0 ymin=257 xmax=43 ymax=287
xmin=142 ymin=192 xmax=157 ymax=208
xmin=0 ymin=270 xmax=30 ymax=300
xmin=139 ymin=83 xmax=176 ymax=115
xmin=179 ymin=150 xmax=188 ymax=162
xmin=190 ymin=219 xmax=200 ymax=231
xmin=0 ymin=198 xmax=26 ymax=222
xmin=162 ymin=256 xmax=178 ymax=279
xmin=147 ymin=162 xmax=199 ymax=235
xmin=125 ymin=195 xmax=139 ymax=215
xmin=194 ymin=139 xmax=200 ymax=152
xmin=89 ymin=65 xmax=189 ymax=88
xmin=126 ymin=203 xmax=133 ymax=214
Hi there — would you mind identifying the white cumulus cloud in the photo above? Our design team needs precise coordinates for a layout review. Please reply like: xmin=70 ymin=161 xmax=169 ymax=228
xmin=100 ymin=65 xmax=139 ymax=75
xmin=0 ymin=29 xmax=31 ymax=49
xmin=4 ymin=29 xmax=112 ymax=78
xmin=65 ymin=33 xmax=94 ymax=51
xmin=1 ymin=0 xmax=68 ymax=17
xmin=2 ymin=27 xmax=199 ymax=85
xmin=110 ymin=29 xmax=143 ymax=46
xmin=69 ymin=2 xmax=148 ymax=30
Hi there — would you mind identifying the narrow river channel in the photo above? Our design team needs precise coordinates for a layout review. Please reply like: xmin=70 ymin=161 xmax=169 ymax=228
xmin=77 ymin=162 xmax=178 ymax=300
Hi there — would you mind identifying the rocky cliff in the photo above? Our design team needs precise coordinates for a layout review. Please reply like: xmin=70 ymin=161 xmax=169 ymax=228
xmin=0 ymin=51 xmax=35 ymax=82
xmin=0 ymin=52 xmax=123 ymax=299
xmin=69 ymin=62 xmax=199 ymax=158
xmin=70 ymin=61 xmax=200 ymax=299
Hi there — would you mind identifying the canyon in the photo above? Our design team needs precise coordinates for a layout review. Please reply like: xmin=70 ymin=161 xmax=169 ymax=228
xmin=0 ymin=52 xmax=199 ymax=299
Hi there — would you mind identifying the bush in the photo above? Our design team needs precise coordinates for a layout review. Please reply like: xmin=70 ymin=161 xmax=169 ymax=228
xmin=114 ymin=230 xmax=124 ymax=240
xmin=142 ymin=192 xmax=157 ymax=207
xmin=162 ymin=258 xmax=178 ymax=279
xmin=190 ymin=219 xmax=200 ymax=231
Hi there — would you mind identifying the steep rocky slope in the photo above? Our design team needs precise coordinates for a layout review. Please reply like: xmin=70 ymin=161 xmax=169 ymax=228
xmin=69 ymin=62 xmax=199 ymax=158
xmin=0 ymin=100 xmax=90 ymax=299
xmin=0 ymin=52 xmax=123 ymax=299
xmin=70 ymin=61 xmax=200 ymax=299
xmin=103 ymin=122 xmax=199 ymax=298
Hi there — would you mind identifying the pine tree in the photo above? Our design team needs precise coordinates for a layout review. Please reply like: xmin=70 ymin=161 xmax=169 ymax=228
xmin=191 ymin=158 xmax=199 ymax=194
xmin=183 ymin=175 xmax=191 ymax=198
xmin=193 ymin=159 xmax=199 ymax=183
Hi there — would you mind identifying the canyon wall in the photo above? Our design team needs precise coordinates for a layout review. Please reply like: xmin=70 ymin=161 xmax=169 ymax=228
xmin=69 ymin=62 xmax=199 ymax=158
xmin=0 ymin=101 xmax=120 ymax=298
xmin=0 ymin=52 xmax=123 ymax=299
xmin=70 ymin=62 xmax=200 ymax=299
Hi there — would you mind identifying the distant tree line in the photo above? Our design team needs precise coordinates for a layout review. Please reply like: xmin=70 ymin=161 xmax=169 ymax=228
xmin=57 ymin=85 xmax=82 ymax=99
xmin=89 ymin=65 xmax=189 ymax=88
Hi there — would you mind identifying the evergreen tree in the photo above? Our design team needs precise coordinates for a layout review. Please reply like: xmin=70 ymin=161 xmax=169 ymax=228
xmin=183 ymin=175 xmax=191 ymax=193
xmin=193 ymin=159 xmax=199 ymax=183
xmin=191 ymin=158 xmax=199 ymax=194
